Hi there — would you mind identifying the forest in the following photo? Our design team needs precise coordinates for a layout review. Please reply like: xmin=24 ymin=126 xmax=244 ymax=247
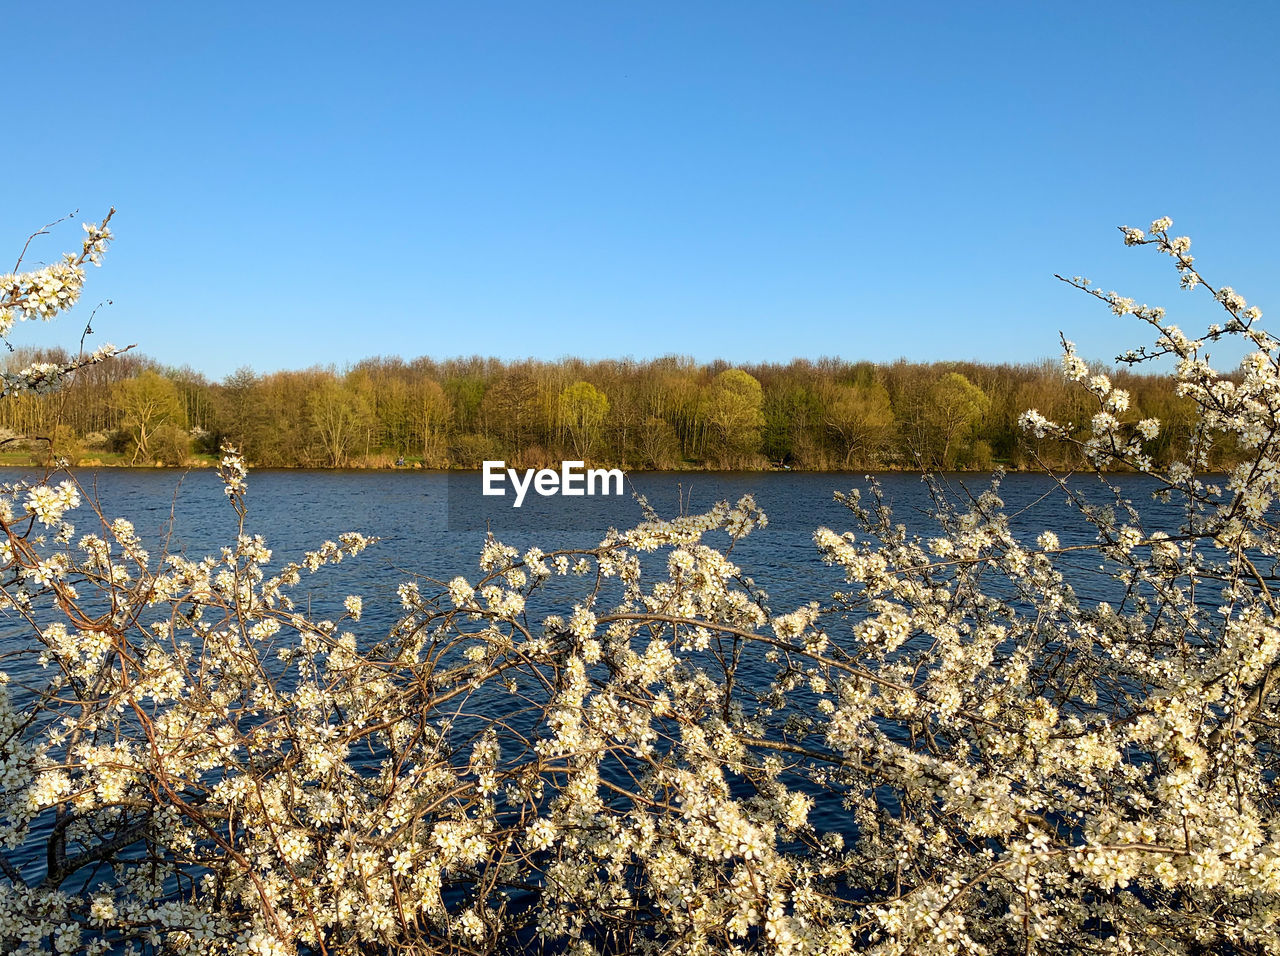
xmin=0 ymin=346 xmax=1216 ymax=470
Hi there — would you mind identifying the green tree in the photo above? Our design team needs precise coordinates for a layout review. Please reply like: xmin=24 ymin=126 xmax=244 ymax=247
xmin=762 ymin=384 xmax=824 ymax=467
xmin=214 ymin=366 xmax=274 ymax=461
xmin=558 ymin=381 xmax=610 ymax=459
xmin=112 ymin=370 xmax=185 ymax=465
xmin=926 ymin=372 xmax=990 ymax=468
xmin=823 ymin=382 xmax=896 ymax=468
xmin=705 ymin=368 xmax=766 ymax=465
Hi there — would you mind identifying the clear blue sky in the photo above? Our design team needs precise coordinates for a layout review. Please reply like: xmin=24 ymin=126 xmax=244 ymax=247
xmin=3 ymin=1 xmax=1277 ymax=380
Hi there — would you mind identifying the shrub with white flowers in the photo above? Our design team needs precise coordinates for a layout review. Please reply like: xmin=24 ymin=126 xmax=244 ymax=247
xmin=0 ymin=215 xmax=1278 ymax=955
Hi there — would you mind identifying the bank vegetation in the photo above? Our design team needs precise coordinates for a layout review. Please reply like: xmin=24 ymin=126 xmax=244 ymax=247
xmin=0 ymin=348 xmax=1221 ymax=471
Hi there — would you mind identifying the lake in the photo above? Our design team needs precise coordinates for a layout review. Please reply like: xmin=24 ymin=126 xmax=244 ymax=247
xmin=0 ymin=466 xmax=1180 ymax=625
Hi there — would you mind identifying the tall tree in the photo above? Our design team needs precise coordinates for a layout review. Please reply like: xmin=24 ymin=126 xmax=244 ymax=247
xmin=824 ymin=382 xmax=896 ymax=467
xmin=113 ymin=370 xmax=185 ymax=465
xmin=705 ymin=368 xmax=766 ymax=465
xmin=926 ymin=372 xmax=990 ymax=468
xmin=558 ymin=381 xmax=610 ymax=460
xmin=412 ymin=379 xmax=452 ymax=466
xmin=307 ymin=380 xmax=372 ymax=467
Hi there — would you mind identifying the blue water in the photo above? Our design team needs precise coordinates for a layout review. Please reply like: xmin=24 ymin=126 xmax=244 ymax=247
xmin=0 ymin=467 xmax=1177 ymax=621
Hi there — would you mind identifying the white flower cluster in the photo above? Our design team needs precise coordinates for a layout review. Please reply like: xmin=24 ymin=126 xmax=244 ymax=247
xmin=23 ymin=481 xmax=79 ymax=527
xmin=0 ymin=213 xmax=113 ymax=339
xmin=1 ymin=343 xmax=125 ymax=398
xmin=219 ymin=443 xmax=249 ymax=499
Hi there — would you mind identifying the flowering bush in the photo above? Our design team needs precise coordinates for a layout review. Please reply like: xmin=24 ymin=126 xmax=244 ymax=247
xmin=0 ymin=217 xmax=1278 ymax=955
xmin=0 ymin=211 xmax=123 ymax=398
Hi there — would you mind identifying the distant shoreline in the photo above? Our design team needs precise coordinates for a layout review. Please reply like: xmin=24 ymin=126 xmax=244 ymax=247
xmin=0 ymin=458 xmax=1173 ymax=476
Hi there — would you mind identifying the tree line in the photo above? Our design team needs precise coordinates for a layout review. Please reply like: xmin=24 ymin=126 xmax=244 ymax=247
xmin=0 ymin=347 xmax=1218 ymax=470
